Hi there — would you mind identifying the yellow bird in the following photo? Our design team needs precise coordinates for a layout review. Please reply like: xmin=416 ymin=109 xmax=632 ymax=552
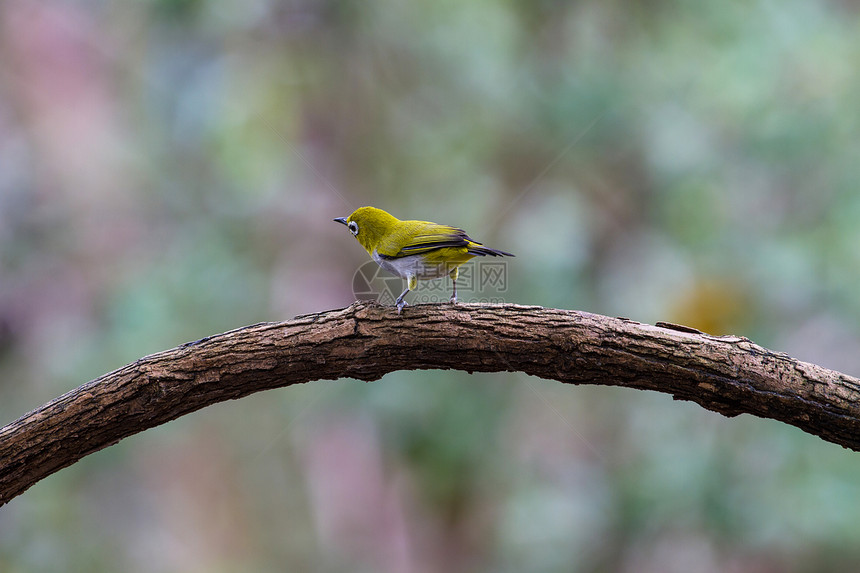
xmin=334 ymin=206 xmax=513 ymax=312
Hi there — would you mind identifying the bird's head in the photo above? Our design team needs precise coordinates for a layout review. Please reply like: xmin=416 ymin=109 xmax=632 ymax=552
xmin=334 ymin=206 xmax=400 ymax=254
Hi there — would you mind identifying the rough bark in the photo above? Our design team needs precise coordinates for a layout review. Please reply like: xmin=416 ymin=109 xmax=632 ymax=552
xmin=2 ymin=301 xmax=859 ymax=506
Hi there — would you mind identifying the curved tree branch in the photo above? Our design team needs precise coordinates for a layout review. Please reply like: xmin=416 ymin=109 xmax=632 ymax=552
xmin=2 ymin=301 xmax=860 ymax=505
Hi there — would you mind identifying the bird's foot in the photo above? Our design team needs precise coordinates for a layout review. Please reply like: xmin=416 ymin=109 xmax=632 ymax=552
xmin=396 ymin=299 xmax=409 ymax=314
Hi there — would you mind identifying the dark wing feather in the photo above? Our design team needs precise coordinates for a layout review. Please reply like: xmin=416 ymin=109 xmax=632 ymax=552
xmin=380 ymin=222 xmax=470 ymax=258
xmin=398 ymin=232 xmax=470 ymax=254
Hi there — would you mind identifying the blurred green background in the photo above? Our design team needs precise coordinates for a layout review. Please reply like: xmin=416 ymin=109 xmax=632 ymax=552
xmin=3 ymin=0 xmax=860 ymax=571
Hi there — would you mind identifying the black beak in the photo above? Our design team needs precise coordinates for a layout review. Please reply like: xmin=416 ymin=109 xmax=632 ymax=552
xmin=333 ymin=217 xmax=348 ymax=226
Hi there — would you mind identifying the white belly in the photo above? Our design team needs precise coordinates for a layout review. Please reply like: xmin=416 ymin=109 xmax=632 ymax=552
xmin=372 ymin=251 xmax=449 ymax=279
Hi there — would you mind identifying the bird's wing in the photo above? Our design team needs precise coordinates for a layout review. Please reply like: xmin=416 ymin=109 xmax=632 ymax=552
xmin=376 ymin=221 xmax=471 ymax=258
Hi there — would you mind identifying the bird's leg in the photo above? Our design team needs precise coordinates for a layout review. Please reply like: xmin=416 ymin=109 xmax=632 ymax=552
xmin=449 ymin=267 xmax=459 ymax=304
xmin=396 ymin=275 xmax=418 ymax=314
xmin=395 ymin=287 xmax=410 ymax=313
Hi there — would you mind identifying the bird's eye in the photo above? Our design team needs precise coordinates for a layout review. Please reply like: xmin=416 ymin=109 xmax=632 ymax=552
xmin=348 ymin=221 xmax=359 ymax=236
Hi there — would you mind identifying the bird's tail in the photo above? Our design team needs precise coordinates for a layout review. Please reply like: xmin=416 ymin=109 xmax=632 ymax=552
xmin=467 ymin=244 xmax=514 ymax=257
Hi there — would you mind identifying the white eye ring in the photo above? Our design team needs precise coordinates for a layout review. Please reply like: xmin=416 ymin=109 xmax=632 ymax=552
xmin=348 ymin=221 xmax=359 ymax=236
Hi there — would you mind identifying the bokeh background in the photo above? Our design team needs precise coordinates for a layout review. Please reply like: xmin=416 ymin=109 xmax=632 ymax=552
xmin=2 ymin=0 xmax=860 ymax=571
